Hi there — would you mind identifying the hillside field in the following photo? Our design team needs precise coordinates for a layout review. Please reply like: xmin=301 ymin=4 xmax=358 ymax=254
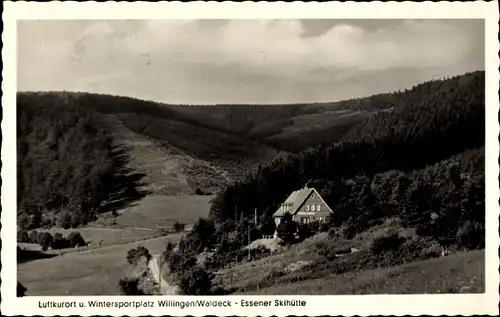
xmin=242 ymin=250 xmax=484 ymax=295
xmin=17 ymin=194 xmax=212 ymax=295
xmin=17 ymin=233 xmax=184 ymax=296
xmin=95 ymin=194 xmax=213 ymax=229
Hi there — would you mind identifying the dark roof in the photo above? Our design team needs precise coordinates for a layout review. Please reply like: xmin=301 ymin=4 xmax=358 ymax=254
xmin=272 ymin=188 xmax=314 ymax=217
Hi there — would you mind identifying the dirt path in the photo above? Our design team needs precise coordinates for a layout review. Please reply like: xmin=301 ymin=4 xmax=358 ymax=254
xmin=148 ymin=254 xmax=180 ymax=295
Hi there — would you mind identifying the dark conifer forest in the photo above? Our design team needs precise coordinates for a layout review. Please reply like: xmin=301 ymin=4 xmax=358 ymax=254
xmin=17 ymin=70 xmax=485 ymax=245
xmin=208 ymin=71 xmax=485 ymax=248
xmin=17 ymin=93 xmax=148 ymax=230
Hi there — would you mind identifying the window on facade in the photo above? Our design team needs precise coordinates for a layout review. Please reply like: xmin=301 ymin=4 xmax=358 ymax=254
xmin=311 ymin=194 xmax=315 ymax=198
xmin=311 ymin=204 xmax=315 ymax=211
xmin=306 ymin=205 xmax=309 ymax=211
xmin=301 ymin=217 xmax=310 ymax=224
xmin=317 ymin=205 xmax=321 ymax=211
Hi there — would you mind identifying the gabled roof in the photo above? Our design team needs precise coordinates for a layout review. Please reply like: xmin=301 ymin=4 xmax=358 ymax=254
xmin=273 ymin=187 xmax=334 ymax=218
xmin=272 ymin=188 xmax=314 ymax=217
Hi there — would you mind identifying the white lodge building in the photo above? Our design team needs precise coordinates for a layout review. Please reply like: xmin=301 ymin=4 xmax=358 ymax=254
xmin=272 ymin=187 xmax=333 ymax=227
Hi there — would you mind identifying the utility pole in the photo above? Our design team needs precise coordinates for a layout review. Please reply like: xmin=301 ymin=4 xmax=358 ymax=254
xmin=247 ymin=227 xmax=251 ymax=261
xmin=254 ymin=208 xmax=257 ymax=224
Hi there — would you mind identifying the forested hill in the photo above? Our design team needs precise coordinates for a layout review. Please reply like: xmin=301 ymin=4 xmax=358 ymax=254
xmin=17 ymin=94 xmax=148 ymax=229
xmin=17 ymin=70 xmax=483 ymax=230
xmin=208 ymin=71 xmax=485 ymax=224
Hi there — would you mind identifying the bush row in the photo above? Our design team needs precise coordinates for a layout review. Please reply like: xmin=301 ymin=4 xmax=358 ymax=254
xmin=17 ymin=230 xmax=86 ymax=251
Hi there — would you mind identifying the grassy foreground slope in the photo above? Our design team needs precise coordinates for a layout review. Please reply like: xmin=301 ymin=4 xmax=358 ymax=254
xmin=244 ymin=250 xmax=484 ymax=295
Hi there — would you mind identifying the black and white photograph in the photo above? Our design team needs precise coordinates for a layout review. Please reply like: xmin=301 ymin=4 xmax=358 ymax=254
xmin=2 ymin=1 xmax=499 ymax=316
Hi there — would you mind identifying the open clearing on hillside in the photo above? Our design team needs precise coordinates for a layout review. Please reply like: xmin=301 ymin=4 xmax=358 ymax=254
xmin=96 ymin=194 xmax=213 ymax=229
xmin=18 ymin=233 xmax=183 ymax=296
xmin=242 ymin=250 xmax=484 ymax=295
xmin=266 ymin=110 xmax=373 ymax=141
xmin=93 ymin=113 xmax=231 ymax=195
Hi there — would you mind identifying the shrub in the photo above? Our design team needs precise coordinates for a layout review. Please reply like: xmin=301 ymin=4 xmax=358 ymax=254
xmin=266 ymin=267 xmax=286 ymax=281
xmin=28 ymin=230 xmax=39 ymax=244
xmin=251 ymin=245 xmax=271 ymax=259
xmin=314 ymin=241 xmax=338 ymax=260
xmin=29 ymin=212 xmax=43 ymax=230
xmin=67 ymin=232 xmax=86 ymax=248
xmin=233 ymin=219 xmax=262 ymax=248
xmin=297 ymin=223 xmax=314 ymax=241
xmin=418 ymin=240 xmax=442 ymax=259
xmin=456 ymin=221 xmax=485 ymax=250
xmin=41 ymin=216 xmax=54 ymax=229
xmin=328 ymin=227 xmax=337 ymax=238
xmin=17 ymin=282 xmax=27 ymax=297
xmin=57 ymin=211 xmax=72 ymax=230
xmin=167 ymin=251 xmax=197 ymax=274
xmin=119 ymin=277 xmax=144 ymax=295
xmin=258 ymin=215 xmax=276 ymax=236
xmin=39 ymin=232 xmax=54 ymax=251
xmin=314 ymin=241 xmax=330 ymax=257
xmin=126 ymin=246 xmax=152 ymax=265
xmin=276 ymin=213 xmax=298 ymax=245
xmin=176 ymin=266 xmax=213 ymax=295
xmin=399 ymin=236 xmax=440 ymax=262
xmin=188 ymin=218 xmax=216 ymax=252
xmin=17 ymin=230 xmax=29 ymax=243
xmin=52 ymin=232 xmax=70 ymax=250
xmin=18 ymin=214 xmax=30 ymax=231
xmin=234 ymin=245 xmax=271 ymax=264
xmin=163 ymin=241 xmax=177 ymax=260
xmin=370 ymin=231 xmax=406 ymax=255
xmin=173 ymin=222 xmax=185 ymax=233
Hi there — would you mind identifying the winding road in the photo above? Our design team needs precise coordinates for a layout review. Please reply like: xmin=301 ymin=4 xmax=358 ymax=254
xmin=148 ymin=254 xmax=180 ymax=295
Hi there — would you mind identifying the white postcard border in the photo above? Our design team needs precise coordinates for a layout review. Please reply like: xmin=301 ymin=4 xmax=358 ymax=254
xmin=2 ymin=1 xmax=499 ymax=316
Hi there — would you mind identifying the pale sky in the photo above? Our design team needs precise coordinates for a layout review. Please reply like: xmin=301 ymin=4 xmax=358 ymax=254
xmin=17 ymin=19 xmax=484 ymax=104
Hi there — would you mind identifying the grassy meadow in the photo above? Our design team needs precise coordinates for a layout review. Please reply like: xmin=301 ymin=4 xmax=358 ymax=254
xmin=95 ymin=194 xmax=214 ymax=229
xmin=17 ymin=233 xmax=183 ymax=296
xmin=17 ymin=193 xmax=212 ymax=295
